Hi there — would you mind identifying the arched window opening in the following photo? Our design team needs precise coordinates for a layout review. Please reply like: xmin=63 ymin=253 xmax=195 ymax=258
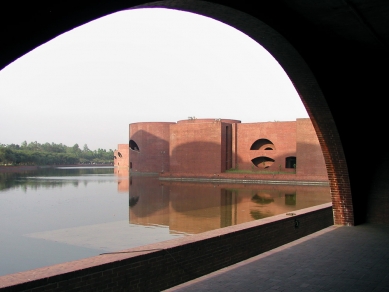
xmin=250 ymin=139 xmax=275 ymax=150
xmin=130 ymin=140 xmax=140 ymax=152
xmin=251 ymin=156 xmax=275 ymax=169
xmin=251 ymin=193 xmax=274 ymax=204
xmin=285 ymin=156 xmax=296 ymax=169
xmin=129 ymin=196 xmax=139 ymax=208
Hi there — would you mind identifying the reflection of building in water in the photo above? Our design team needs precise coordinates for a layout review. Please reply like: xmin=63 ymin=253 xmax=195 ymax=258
xmin=114 ymin=118 xmax=328 ymax=182
xmin=114 ymin=167 xmax=129 ymax=193
xmin=128 ymin=177 xmax=331 ymax=235
xmin=128 ymin=176 xmax=170 ymax=227
xmin=113 ymin=146 xmax=129 ymax=193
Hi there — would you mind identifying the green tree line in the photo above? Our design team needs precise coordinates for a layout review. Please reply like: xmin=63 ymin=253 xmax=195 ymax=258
xmin=0 ymin=141 xmax=114 ymax=166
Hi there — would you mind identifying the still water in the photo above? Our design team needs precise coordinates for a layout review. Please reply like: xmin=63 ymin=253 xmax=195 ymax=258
xmin=0 ymin=167 xmax=331 ymax=276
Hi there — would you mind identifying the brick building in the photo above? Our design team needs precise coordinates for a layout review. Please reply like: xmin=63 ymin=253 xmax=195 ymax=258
xmin=114 ymin=118 xmax=328 ymax=181
xmin=113 ymin=144 xmax=129 ymax=171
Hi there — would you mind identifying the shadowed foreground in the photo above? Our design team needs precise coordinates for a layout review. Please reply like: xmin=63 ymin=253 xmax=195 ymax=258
xmin=165 ymin=224 xmax=389 ymax=292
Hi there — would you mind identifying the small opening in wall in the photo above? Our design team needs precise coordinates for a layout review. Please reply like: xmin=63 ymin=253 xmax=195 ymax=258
xmin=285 ymin=156 xmax=296 ymax=168
xmin=130 ymin=140 xmax=140 ymax=152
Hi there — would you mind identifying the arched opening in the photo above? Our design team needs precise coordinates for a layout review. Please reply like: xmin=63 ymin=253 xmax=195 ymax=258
xmin=142 ymin=2 xmax=351 ymax=225
xmin=129 ymin=140 xmax=140 ymax=152
xmin=251 ymin=193 xmax=274 ymax=204
xmin=250 ymin=139 xmax=275 ymax=150
xmin=0 ymin=2 xmax=352 ymax=226
xmin=251 ymin=156 xmax=275 ymax=169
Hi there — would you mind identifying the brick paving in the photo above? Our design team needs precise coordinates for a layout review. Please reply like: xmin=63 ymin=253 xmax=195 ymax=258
xmin=164 ymin=224 xmax=389 ymax=292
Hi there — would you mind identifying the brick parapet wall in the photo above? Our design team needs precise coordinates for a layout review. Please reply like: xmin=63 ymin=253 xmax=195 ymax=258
xmin=0 ymin=203 xmax=333 ymax=291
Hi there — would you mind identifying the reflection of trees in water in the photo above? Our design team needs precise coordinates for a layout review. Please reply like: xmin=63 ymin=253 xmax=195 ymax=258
xmin=0 ymin=168 xmax=113 ymax=192
xmin=129 ymin=196 xmax=139 ymax=207
xmin=251 ymin=194 xmax=274 ymax=204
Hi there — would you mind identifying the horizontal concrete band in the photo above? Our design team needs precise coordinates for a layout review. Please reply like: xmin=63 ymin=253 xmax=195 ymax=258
xmin=159 ymin=176 xmax=330 ymax=186
xmin=0 ymin=203 xmax=333 ymax=292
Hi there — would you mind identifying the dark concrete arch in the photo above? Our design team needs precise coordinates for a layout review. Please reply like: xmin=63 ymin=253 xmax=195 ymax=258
xmin=3 ymin=0 xmax=388 ymax=225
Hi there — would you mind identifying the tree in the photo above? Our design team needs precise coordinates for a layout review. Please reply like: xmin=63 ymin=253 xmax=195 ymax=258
xmin=0 ymin=148 xmax=15 ymax=165
xmin=72 ymin=143 xmax=80 ymax=153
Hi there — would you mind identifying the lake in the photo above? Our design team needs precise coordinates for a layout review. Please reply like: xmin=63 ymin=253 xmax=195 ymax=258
xmin=0 ymin=167 xmax=331 ymax=276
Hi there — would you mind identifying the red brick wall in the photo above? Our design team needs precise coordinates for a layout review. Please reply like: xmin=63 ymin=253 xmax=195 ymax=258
xmin=129 ymin=122 xmax=173 ymax=173
xmin=114 ymin=144 xmax=129 ymax=169
xmin=130 ymin=119 xmax=328 ymax=179
xmin=176 ymin=118 xmax=240 ymax=124
xmin=170 ymin=121 xmax=223 ymax=174
xmin=296 ymin=118 xmax=328 ymax=179
xmin=236 ymin=121 xmax=297 ymax=172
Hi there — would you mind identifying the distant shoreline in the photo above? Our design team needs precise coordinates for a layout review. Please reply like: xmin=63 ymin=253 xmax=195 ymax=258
xmin=0 ymin=164 xmax=113 ymax=173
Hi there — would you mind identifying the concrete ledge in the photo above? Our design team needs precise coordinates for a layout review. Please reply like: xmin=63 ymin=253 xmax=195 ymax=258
xmin=0 ymin=203 xmax=333 ymax=291
xmin=159 ymin=176 xmax=330 ymax=186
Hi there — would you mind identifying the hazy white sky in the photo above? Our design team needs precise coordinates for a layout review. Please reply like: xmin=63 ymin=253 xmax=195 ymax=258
xmin=0 ymin=8 xmax=308 ymax=150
